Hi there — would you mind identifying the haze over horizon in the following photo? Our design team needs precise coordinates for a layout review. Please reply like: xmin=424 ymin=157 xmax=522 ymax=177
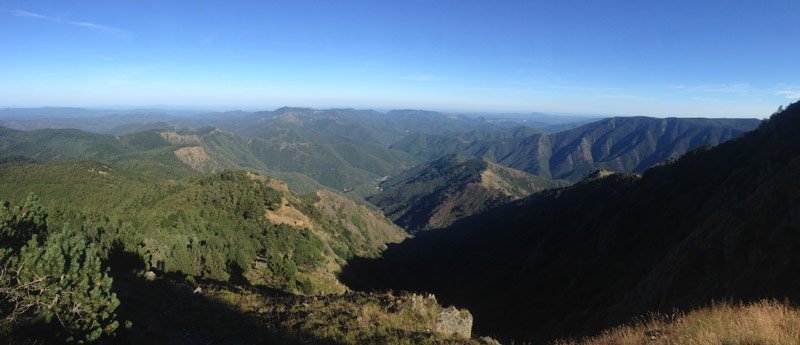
xmin=1 ymin=0 xmax=798 ymax=117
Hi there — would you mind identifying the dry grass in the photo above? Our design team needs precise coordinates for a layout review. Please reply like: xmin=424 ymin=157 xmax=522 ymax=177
xmin=556 ymin=300 xmax=800 ymax=345
xmin=208 ymin=285 xmax=476 ymax=344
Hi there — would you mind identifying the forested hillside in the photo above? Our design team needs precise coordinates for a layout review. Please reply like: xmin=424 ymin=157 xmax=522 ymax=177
xmin=392 ymin=117 xmax=761 ymax=181
xmin=0 ymin=125 xmax=418 ymax=195
xmin=368 ymin=155 xmax=564 ymax=232
xmin=0 ymin=161 xmax=405 ymax=294
xmin=0 ymin=163 xmax=488 ymax=343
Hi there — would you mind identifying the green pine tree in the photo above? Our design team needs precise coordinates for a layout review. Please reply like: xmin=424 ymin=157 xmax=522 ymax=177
xmin=1 ymin=194 xmax=120 ymax=343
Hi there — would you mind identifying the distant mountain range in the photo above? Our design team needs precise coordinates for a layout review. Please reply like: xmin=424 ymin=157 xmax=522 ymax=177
xmin=368 ymin=154 xmax=565 ymax=232
xmin=341 ymin=103 xmax=799 ymax=343
xmin=392 ymin=116 xmax=761 ymax=181
xmin=0 ymin=106 xmax=588 ymax=139
xmin=0 ymin=106 xmax=592 ymax=195
xmin=0 ymin=107 xmax=762 ymax=222
xmin=0 ymin=125 xmax=417 ymax=194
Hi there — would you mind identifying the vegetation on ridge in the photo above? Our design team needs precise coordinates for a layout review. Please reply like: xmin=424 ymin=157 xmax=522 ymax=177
xmin=0 ymin=162 xmax=406 ymax=295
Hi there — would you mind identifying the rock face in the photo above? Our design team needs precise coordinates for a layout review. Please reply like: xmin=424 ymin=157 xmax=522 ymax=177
xmin=435 ymin=306 xmax=473 ymax=338
xmin=406 ymin=293 xmax=472 ymax=338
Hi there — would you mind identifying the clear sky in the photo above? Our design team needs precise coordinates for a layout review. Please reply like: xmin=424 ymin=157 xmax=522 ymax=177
xmin=1 ymin=1 xmax=798 ymax=117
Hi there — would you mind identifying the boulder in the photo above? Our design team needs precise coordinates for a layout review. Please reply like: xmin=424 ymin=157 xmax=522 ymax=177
xmin=435 ymin=306 xmax=472 ymax=338
xmin=143 ymin=271 xmax=157 ymax=282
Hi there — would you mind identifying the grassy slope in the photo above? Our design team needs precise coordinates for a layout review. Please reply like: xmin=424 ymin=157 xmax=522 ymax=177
xmin=557 ymin=300 xmax=800 ymax=345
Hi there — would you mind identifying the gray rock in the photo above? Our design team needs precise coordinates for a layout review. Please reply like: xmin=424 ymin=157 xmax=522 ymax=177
xmin=143 ymin=271 xmax=157 ymax=282
xmin=435 ymin=306 xmax=472 ymax=338
xmin=411 ymin=293 xmax=427 ymax=313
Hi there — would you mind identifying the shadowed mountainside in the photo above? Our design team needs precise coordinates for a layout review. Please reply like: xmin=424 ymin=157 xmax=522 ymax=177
xmin=341 ymin=103 xmax=797 ymax=343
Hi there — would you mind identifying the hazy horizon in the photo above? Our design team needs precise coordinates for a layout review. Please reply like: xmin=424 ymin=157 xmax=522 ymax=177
xmin=0 ymin=104 xmax=770 ymax=120
xmin=2 ymin=1 xmax=798 ymax=118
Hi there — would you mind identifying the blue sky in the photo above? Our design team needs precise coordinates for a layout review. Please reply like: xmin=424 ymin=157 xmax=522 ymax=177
xmin=1 ymin=1 xmax=798 ymax=117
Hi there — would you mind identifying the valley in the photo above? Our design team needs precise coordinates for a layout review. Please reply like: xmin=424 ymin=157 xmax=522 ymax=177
xmin=0 ymin=102 xmax=784 ymax=344
xmin=342 ymin=102 xmax=800 ymax=342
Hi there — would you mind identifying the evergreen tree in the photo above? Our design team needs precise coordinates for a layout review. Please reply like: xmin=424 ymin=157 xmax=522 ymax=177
xmin=0 ymin=194 xmax=120 ymax=343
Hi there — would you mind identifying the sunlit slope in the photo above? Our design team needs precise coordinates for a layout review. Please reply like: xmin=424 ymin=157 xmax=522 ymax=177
xmin=0 ymin=161 xmax=406 ymax=294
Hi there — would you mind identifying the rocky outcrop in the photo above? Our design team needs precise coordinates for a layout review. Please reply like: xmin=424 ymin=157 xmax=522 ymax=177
xmin=435 ymin=306 xmax=473 ymax=338
xmin=406 ymin=293 xmax=472 ymax=338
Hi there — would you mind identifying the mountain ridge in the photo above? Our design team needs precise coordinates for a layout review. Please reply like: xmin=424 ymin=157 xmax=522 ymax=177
xmin=367 ymin=154 xmax=565 ymax=232
xmin=392 ymin=116 xmax=761 ymax=181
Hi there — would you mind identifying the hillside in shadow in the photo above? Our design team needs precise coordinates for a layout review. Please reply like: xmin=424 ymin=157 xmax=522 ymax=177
xmin=109 ymin=245 xmax=326 ymax=345
xmin=341 ymin=102 xmax=800 ymax=343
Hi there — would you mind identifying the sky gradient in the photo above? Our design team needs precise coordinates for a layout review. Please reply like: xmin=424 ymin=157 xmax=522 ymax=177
xmin=1 ymin=0 xmax=798 ymax=117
